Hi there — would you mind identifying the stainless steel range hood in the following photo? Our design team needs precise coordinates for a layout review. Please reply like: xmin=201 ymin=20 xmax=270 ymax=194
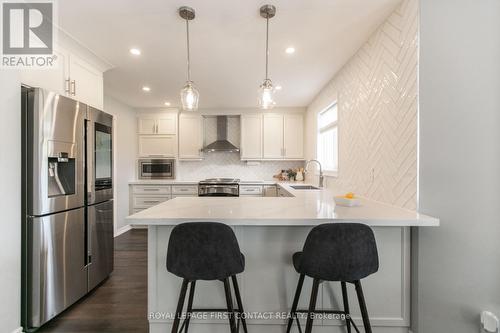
xmin=203 ymin=116 xmax=240 ymax=152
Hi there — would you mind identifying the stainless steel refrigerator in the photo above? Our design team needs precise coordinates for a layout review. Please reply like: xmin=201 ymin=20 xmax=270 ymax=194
xmin=21 ymin=87 xmax=114 ymax=330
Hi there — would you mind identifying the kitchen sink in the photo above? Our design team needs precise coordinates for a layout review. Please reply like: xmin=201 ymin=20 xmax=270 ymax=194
xmin=290 ymin=185 xmax=320 ymax=190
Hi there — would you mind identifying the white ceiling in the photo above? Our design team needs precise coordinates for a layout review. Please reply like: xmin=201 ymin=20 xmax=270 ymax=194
xmin=58 ymin=0 xmax=401 ymax=108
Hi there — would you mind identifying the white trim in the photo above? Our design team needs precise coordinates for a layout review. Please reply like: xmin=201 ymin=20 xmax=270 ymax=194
xmin=114 ymin=224 xmax=149 ymax=237
xmin=10 ymin=327 xmax=23 ymax=333
xmin=114 ymin=224 xmax=132 ymax=237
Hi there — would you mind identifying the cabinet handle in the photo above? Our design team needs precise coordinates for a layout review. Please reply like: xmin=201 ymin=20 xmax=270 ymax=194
xmin=65 ymin=79 xmax=70 ymax=94
xmin=143 ymin=188 xmax=160 ymax=191
xmin=155 ymin=123 xmax=159 ymax=134
xmin=70 ymin=80 xmax=76 ymax=96
xmin=143 ymin=200 xmax=160 ymax=204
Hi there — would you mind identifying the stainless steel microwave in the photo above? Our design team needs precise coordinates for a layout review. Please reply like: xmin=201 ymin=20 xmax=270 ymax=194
xmin=138 ymin=159 xmax=175 ymax=179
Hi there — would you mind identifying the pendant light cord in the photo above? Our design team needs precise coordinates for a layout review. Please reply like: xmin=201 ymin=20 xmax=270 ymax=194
xmin=186 ymin=18 xmax=191 ymax=82
xmin=265 ymin=16 xmax=269 ymax=81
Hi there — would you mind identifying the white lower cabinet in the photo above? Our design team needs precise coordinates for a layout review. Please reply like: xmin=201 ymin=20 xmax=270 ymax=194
xmin=133 ymin=196 xmax=171 ymax=209
xmin=263 ymin=185 xmax=278 ymax=197
xmin=277 ymin=186 xmax=293 ymax=197
xmin=130 ymin=184 xmax=198 ymax=213
xmin=138 ymin=135 xmax=176 ymax=158
xmin=130 ymin=185 xmax=172 ymax=214
xmin=172 ymin=185 xmax=198 ymax=196
xmin=239 ymin=185 xmax=263 ymax=197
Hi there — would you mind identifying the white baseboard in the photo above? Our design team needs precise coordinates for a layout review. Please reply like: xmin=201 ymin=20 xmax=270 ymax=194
xmin=114 ymin=224 xmax=148 ymax=237
xmin=114 ymin=224 xmax=132 ymax=237
xmin=11 ymin=327 xmax=23 ymax=333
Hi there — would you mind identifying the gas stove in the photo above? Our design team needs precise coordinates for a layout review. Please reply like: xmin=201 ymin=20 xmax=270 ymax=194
xmin=198 ymin=178 xmax=240 ymax=196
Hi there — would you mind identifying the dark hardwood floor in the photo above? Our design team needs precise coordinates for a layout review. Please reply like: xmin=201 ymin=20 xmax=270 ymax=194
xmin=38 ymin=229 xmax=148 ymax=333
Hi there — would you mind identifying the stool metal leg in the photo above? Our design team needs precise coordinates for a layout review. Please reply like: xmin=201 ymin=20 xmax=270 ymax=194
xmin=341 ymin=282 xmax=351 ymax=333
xmin=286 ymin=273 xmax=305 ymax=333
xmin=223 ymin=278 xmax=237 ymax=333
xmin=231 ymin=275 xmax=248 ymax=333
xmin=354 ymin=281 xmax=372 ymax=333
xmin=304 ymin=278 xmax=320 ymax=333
xmin=184 ymin=281 xmax=196 ymax=332
xmin=172 ymin=279 xmax=189 ymax=333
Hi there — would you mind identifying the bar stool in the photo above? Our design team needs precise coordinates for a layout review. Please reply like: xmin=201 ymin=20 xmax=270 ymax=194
xmin=286 ymin=223 xmax=379 ymax=333
xmin=167 ymin=222 xmax=248 ymax=333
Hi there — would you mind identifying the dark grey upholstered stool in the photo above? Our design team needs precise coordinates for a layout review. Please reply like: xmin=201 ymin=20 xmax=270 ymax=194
xmin=167 ymin=222 xmax=248 ymax=333
xmin=286 ymin=223 xmax=379 ymax=333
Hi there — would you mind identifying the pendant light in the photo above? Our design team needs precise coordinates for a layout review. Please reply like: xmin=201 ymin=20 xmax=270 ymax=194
xmin=179 ymin=6 xmax=199 ymax=111
xmin=258 ymin=5 xmax=276 ymax=109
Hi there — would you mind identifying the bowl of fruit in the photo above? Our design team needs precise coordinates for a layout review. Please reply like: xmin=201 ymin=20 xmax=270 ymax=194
xmin=334 ymin=192 xmax=361 ymax=207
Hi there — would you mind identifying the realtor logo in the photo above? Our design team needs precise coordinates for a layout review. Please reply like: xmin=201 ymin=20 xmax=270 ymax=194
xmin=1 ymin=0 xmax=56 ymax=68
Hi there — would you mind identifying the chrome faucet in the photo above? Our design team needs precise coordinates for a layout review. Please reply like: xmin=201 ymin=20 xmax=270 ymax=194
xmin=305 ymin=159 xmax=324 ymax=188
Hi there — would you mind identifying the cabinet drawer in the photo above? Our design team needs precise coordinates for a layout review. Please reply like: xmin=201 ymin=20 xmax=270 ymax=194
xmin=240 ymin=186 xmax=263 ymax=196
xmin=171 ymin=194 xmax=197 ymax=199
xmin=132 ymin=185 xmax=171 ymax=195
xmin=133 ymin=196 xmax=171 ymax=208
xmin=172 ymin=185 xmax=198 ymax=195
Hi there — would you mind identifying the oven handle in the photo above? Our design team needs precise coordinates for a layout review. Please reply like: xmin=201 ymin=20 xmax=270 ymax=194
xmin=199 ymin=185 xmax=239 ymax=189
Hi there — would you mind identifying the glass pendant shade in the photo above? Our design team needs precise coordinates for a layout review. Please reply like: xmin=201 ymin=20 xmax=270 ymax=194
xmin=258 ymin=79 xmax=275 ymax=109
xmin=180 ymin=81 xmax=199 ymax=111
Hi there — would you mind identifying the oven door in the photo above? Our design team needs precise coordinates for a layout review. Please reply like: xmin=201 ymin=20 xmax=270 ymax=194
xmin=138 ymin=160 xmax=174 ymax=179
xmin=198 ymin=184 xmax=239 ymax=197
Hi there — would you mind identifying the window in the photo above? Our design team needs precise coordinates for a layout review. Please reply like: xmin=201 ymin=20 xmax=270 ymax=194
xmin=317 ymin=102 xmax=338 ymax=173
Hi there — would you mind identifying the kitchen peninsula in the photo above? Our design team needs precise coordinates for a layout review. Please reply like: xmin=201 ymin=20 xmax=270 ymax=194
xmin=127 ymin=183 xmax=439 ymax=333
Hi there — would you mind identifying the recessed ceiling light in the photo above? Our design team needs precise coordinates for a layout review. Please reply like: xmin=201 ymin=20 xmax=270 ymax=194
xmin=275 ymin=85 xmax=282 ymax=90
xmin=142 ymin=86 xmax=151 ymax=92
xmin=164 ymin=101 xmax=171 ymax=106
xmin=285 ymin=47 xmax=295 ymax=54
xmin=129 ymin=48 xmax=141 ymax=56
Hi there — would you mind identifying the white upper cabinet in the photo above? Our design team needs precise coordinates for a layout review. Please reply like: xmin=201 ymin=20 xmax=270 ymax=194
xmin=283 ymin=114 xmax=304 ymax=159
xmin=157 ymin=115 xmax=177 ymax=134
xmin=137 ymin=113 xmax=178 ymax=158
xmin=19 ymin=45 xmax=104 ymax=109
xmin=138 ymin=135 xmax=177 ymax=158
xmin=263 ymin=114 xmax=285 ymax=159
xmin=68 ymin=54 xmax=104 ymax=109
xmin=138 ymin=114 xmax=177 ymax=135
xmin=138 ymin=117 xmax=157 ymax=135
xmin=240 ymin=113 xmax=304 ymax=160
xmin=19 ymin=46 xmax=69 ymax=96
xmin=178 ymin=114 xmax=204 ymax=159
xmin=240 ymin=114 xmax=263 ymax=160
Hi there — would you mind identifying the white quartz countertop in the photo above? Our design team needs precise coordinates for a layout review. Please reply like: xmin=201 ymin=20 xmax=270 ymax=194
xmin=127 ymin=182 xmax=439 ymax=227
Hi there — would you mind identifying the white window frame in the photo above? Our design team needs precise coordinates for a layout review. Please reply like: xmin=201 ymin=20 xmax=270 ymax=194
xmin=317 ymin=102 xmax=339 ymax=177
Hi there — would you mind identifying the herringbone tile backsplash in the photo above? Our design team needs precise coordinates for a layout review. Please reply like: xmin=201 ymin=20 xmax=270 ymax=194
xmin=307 ymin=0 xmax=418 ymax=209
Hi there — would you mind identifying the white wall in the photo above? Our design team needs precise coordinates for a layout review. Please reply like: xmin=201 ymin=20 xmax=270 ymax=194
xmin=103 ymin=95 xmax=138 ymax=235
xmin=305 ymin=0 xmax=418 ymax=209
xmin=0 ymin=72 xmax=22 ymax=332
xmin=415 ymin=0 xmax=500 ymax=332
